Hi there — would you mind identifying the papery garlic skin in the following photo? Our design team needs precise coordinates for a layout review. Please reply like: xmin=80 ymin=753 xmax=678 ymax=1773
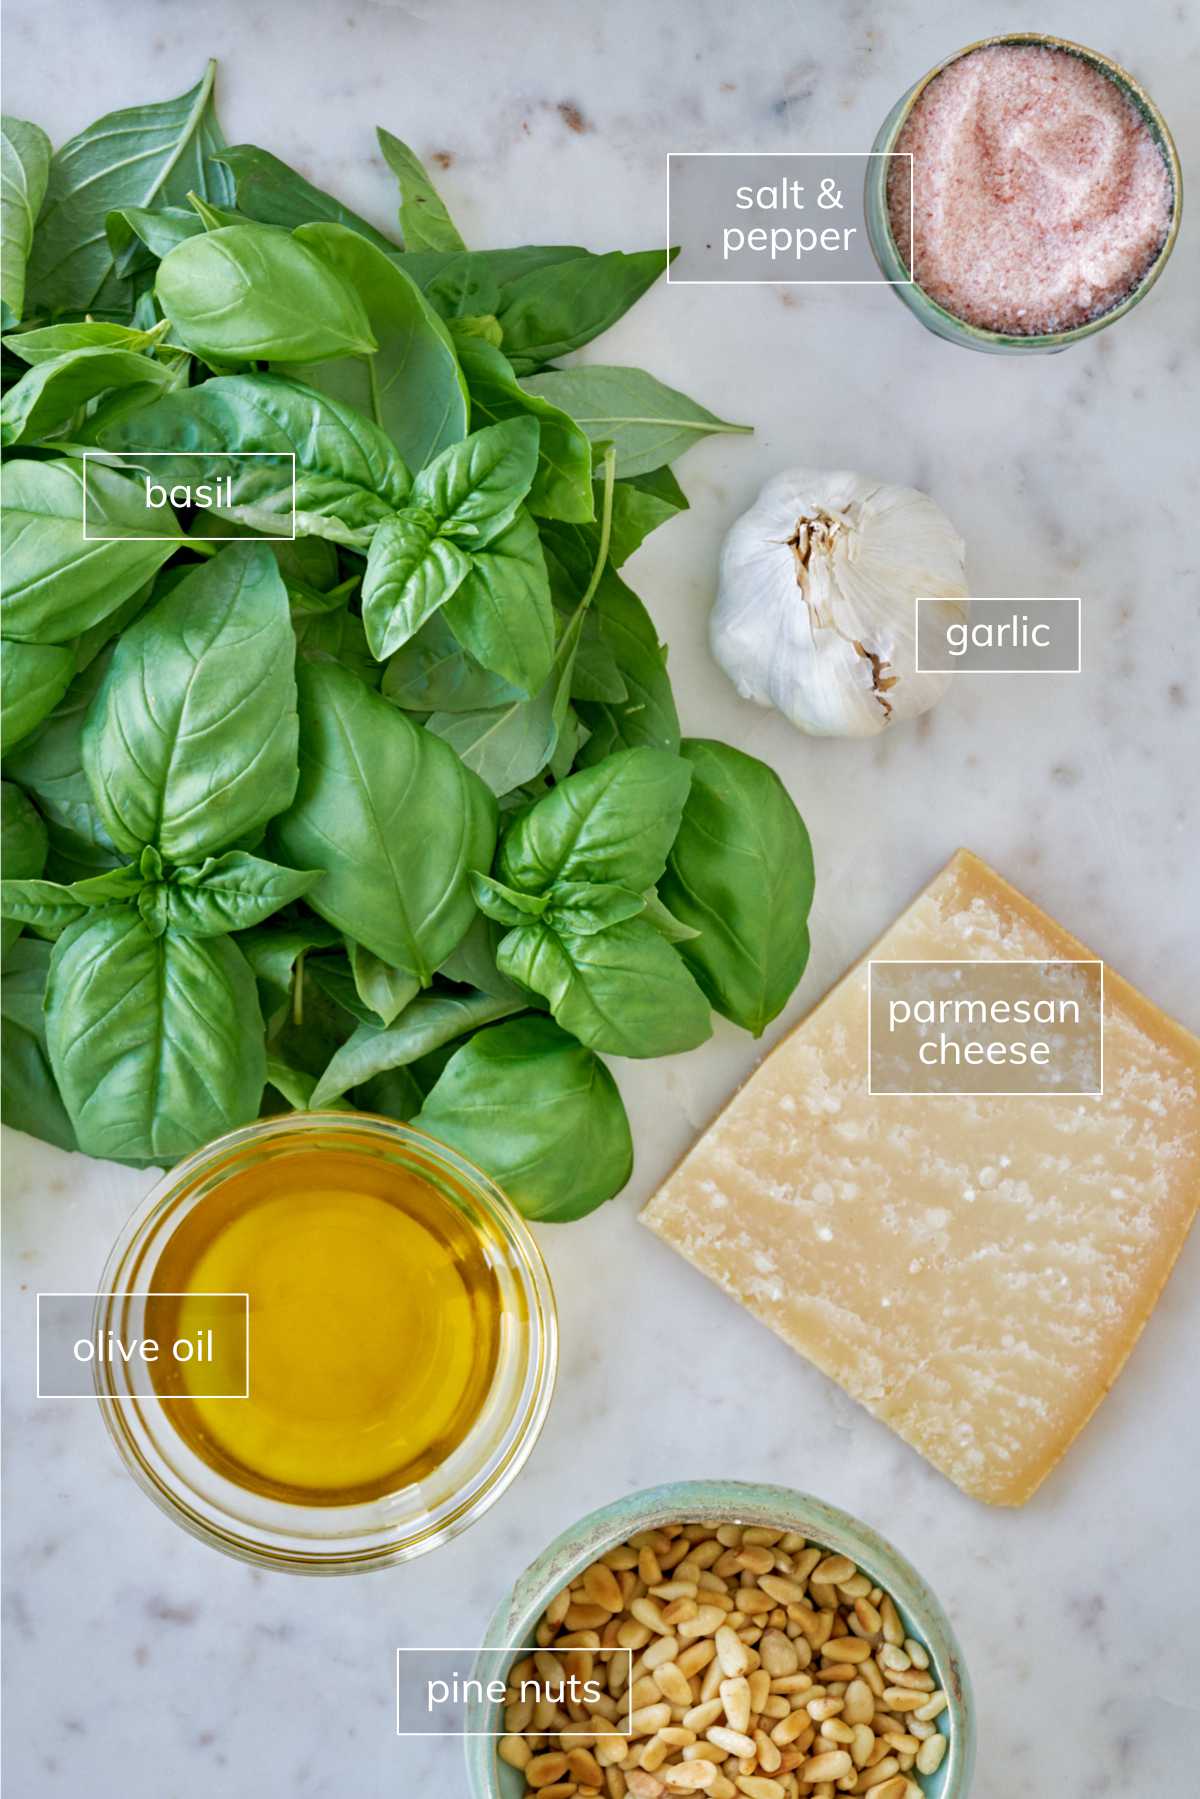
xmin=710 ymin=468 xmax=969 ymax=736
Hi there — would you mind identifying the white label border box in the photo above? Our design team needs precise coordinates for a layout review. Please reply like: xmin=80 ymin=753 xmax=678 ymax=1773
xmin=81 ymin=450 xmax=298 ymax=542
xmin=866 ymin=958 xmax=1105 ymax=1098
xmin=914 ymin=598 xmax=1083 ymax=674
xmin=666 ymin=151 xmax=915 ymax=286
xmin=394 ymin=1646 xmax=635 ymax=1737
xmin=35 ymin=1291 xmax=250 ymax=1399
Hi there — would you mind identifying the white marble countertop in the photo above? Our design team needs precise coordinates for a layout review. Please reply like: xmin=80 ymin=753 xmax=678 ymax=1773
xmin=3 ymin=1 xmax=1198 ymax=1793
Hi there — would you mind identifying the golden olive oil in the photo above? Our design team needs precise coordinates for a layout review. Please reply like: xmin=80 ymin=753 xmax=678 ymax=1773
xmin=146 ymin=1147 xmax=502 ymax=1505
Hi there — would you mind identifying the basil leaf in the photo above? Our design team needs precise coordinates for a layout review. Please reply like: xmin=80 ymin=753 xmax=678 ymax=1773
xmin=27 ymin=63 xmax=234 ymax=317
xmin=412 ymin=416 xmax=539 ymax=546
xmin=496 ymin=249 xmax=673 ymax=369
xmin=543 ymin=881 xmax=646 ymax=936
xmin=1 ymin=459 xmax=181 ymax=645
xmin=290 ymin=223 xmax=469 ymax=471
xmin=264 ymin=961 xmax=358 ymax=1109
xmin=264 ymin=1056 xmax=317 ymax=1111
xmin=105 ymin=204 xmax=205 ymax=277
xmin=421 ymin=425 xmax=617 ymax=792
xmin=658 ymin=739 xmax=814 ymax=1036
xmin=497 ymin=745 xmax=691 ymax=896
xmin=426 ymin=596 xmax=585 ymax=797
xmin=576 ymin=566 xmax=680 ymax=761
xmin=83 ymin=542 xmax=299 ymax=863
xmin=416 ymin=1014 xmax=632 ymax=1220
xmin=381 ymin=611 xmax=522 ymax=714
xmin=436 ymin=909 xmax=526 ymax=1002
xmin=156 ymin=224 xmax=376 ymax=363
xmin=498 ymin=916 xmax=711 ymax=1059
xmin=271 ymin=659 xmax=497 ymax=984
xmin=216 ymin=145 xmax=396 ymax=249
xmin=607 ymin=466 xmax=689 ymax=565
xmin=45 ymin=908 xmax=265 ymax=1163
xmin=426 ymin=260 xmax=502 ymax=320
xmin=161 ymin=853 xmax=318 ymax=937
xmin=1 ymin=639 xmax=75 ymax=751
xmin=1 ymin=116 xmax=51 ymax=328
xmin=1 ymin=345 xmax=174 ymax=446
xmin=98 ymin=373 xmax=411 ymax=544
xmin=567 ymin=611 xmax=627 ymax=704
xmin=1 ymin=781 xmax=47 ymax=954
xmin=3 ymin=318 xmax=169 ymax=365
xmin=0 ymin=879 xmax=90 ymax=936
xmin=311 ymin=985 xmax=519 ymax=1108
xmin=455 ymin=334 xmax=593 ymax=522
xmin=469 ymin=872 xmax=548 ymax=927
xmin=377 ymin=130 xmax=465 ymax=253
xmin=1 ymin=860 xmax=144 ymax=938
xmin=441 ymin=509 xmax=555 ymax=696
xmin=0 ymin=935 xmax=53 ymax=1038
xmin=1 ymin=1006 xmax=77 ymax=1152
xmin=362 ymin=509 xmax=471 ymax=659
xmin=641 ymin=888 xmax=701 ymax=944
xmin=2 ymin=653 xmax=121 ymax=877
xmin=293 ymin=603 xmax=381 ymax=688
xmin=521 ymin=366 xmax=750 ymax=478
xmin=347 ymin=942 xmax=420 ymax=1027
xmin=239 ymin=917 xmax=339 ymax=1032
xmin=352 ymin=1064 xmax=423 ymax=1122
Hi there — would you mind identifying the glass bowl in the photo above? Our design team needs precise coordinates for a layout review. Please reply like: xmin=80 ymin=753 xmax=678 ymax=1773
xmin=465 ymin=1479 xmax=974 ymax=1798
xmin=865 ymin=33 xmax=1182 ymax=353
xmin=94 ymin=1113 xmax=557 ymax=1574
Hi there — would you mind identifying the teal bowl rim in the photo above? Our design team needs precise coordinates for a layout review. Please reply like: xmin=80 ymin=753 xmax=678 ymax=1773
xmin=465 ymin=1478 xmax=975 ymax=1798
xmin=865 ymin=32 xmax=1183 ymax=353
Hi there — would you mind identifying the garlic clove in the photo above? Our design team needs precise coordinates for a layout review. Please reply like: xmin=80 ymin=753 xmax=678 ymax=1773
xmin=710 ymin=468 xmax=969 ymax=737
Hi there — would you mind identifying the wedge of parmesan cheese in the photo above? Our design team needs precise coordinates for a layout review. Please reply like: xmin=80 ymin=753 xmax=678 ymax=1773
xmin=641 ymin=850 xmax=1200 ymax=1505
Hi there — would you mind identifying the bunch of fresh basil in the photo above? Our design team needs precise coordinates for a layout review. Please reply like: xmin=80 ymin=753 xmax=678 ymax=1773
xmin=0 ymin=64 xmax=815 ymax=1221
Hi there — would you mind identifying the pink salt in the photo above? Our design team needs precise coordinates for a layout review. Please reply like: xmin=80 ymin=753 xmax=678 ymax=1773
xmin=888 ymin=45 xmax=1173 ymax=334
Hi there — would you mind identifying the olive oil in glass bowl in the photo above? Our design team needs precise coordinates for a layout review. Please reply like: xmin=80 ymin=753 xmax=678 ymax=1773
xmin=96 ymin=1114 xmax=557 ymax=1573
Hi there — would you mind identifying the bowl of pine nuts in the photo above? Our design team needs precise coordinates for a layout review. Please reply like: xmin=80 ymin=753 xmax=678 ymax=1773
xmin=464 ymin=1481 xmax=973 ymax=1799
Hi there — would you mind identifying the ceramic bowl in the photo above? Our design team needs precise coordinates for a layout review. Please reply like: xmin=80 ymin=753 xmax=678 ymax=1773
xmin=864 ymin=33 xmax=1182 ymax=353
xmin=465 ymin=1479 xmax=974 ymax=1796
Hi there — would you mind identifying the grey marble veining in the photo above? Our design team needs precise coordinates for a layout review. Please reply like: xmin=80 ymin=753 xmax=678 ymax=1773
xmin=3 ymin=1 xmax=1198 ymax=1794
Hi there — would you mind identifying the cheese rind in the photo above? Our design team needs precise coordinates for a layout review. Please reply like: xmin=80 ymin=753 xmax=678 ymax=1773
xmin=641 ymin=851 xmax=1200 ymax=1505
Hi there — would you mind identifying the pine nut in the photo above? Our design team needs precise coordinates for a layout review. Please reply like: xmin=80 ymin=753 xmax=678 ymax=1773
xmin=720 ymin=1677 xmax=752 ymax=1734
xmin=802 ymin=1749 xmax=853 ymax=1781
xmin=501 ymin=1736 xmax=533 ymax=1769
xmin=759 ymin=1631 xmax=799 ymax=1676
xmin=759 ymin=1575 xmax=806 ymax=1604
xmin=678 ymin=1606 xmax=726 ymax=1641
xmin=812 ymin=1556 xmax=856 ymax=1586
xmin=683 ymin=1700 xmax=724 ymax=1733
xmin=585 ymin=1565 xmax=627 ymax=1613
xmin=527 ymin=1754 xmax=570 ymax=1788
xmin=734 ymin=1780 xmax=784 ymax=1799
xmin=644 ymin=1636 xmax=680 ymax=1673
xmin=656 ymin=1664 xmax=694 ymax=1707
xmin=912 ymin=1692 xmax=947 ymax=1723
xmin=630 ymin=1705 xmax=673 ymax=1737
xmin=706 ymin=1726 xmax=756 ymax=1759
xmin=915 ymin=1733 xmax=947 ymax=1775
xmin=663 ymin=1767 xmax=716 ymax=1792
xmin=715 ymin=1626 xmax=752 ymax=1678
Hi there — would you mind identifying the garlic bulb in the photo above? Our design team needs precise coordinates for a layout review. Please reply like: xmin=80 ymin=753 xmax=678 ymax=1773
xmin=710 ymin=468 xmax=969 ymax=736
